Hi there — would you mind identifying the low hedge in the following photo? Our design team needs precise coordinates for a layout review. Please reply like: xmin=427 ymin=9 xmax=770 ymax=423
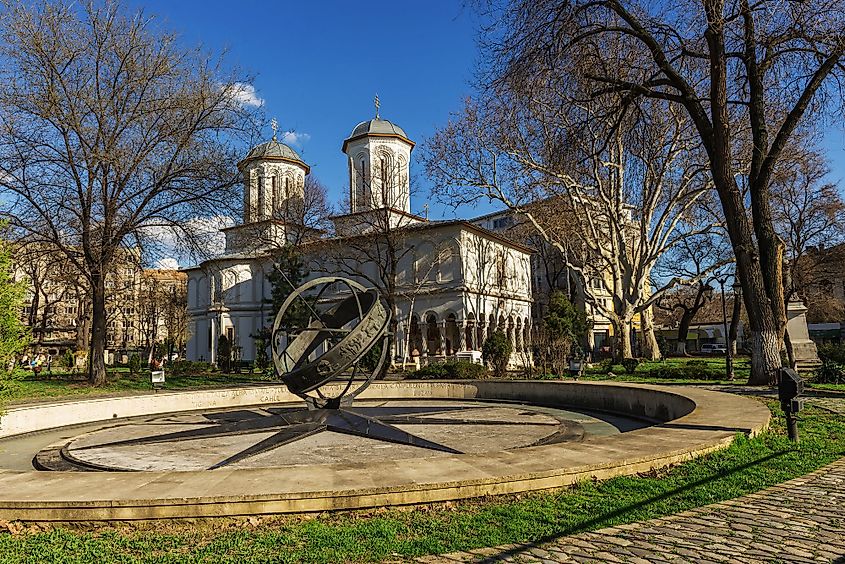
xmin=169 ymin=360 xmax=217 ymax=375
xmin=406 ymin=361 xmax=489 ymax=380
xmin=644 ymin=364 xmax=726 ymax=380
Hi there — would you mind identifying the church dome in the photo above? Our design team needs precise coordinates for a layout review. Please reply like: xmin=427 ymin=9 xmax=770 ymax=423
xmin=239 ymin=139 xmax=309 ymax=172
xmin=349 ymin=118 xmax=408 ymax=139
xmin=342 ymin=118 xmax=413 ymax=152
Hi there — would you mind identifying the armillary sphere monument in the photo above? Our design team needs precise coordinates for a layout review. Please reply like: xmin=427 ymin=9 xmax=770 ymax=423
xmin=263 ymin=276 xmax=461 ymax=456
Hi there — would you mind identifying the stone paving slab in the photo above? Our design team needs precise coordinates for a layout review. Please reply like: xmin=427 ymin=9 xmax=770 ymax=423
xmin=423 ymin=397 xmax=845 ymax=564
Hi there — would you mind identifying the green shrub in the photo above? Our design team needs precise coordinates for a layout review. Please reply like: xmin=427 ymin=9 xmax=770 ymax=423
xmin=646 ymin=365 xmax=723 ymax=380
xmin=815 ymin=361 xmax=845 ymax=384
xmin=482 ymin=331 xmax=512 ymax=378
xmin=598 ymin=358 xmax=616 ymax=373
xmin=359 ymin=341 xmax=384 ymax=374
xmin=217 ymin=334 xmax=232 ymax=373
xmin=170 ymin=360 xmax=216 ymax=375
xmin=61 ymin=349 xmax=75 ymax=369
xmin=128 ymin=353 xmax=141 ymax=375
xmin=818 ymin=343 xmax=845 ymax=364
xmin=812 ymin=345 xmax=845 ymax=384
xmin=621 ymin=358 xmax=640 ymax=374
xmin=253 ymin=335 xmax=269 ymax=372
xmin=408 ymin=361 xmax=488 ymax=380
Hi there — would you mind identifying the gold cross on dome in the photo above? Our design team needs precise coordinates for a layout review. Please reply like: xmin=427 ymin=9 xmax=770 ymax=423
xmin=374 ymin=94 xmax=380 ymax=118
xmin=271 ymin=118 xmax=278 ymax=140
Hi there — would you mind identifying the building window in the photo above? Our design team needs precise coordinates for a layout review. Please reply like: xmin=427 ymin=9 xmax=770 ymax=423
xmin=257 ymin=173 xmax=265 ymax=218
xmin=492 ymin=216 xmax=513 ymax=229
xmin=380 ymin=157 xmax=388 ymax=191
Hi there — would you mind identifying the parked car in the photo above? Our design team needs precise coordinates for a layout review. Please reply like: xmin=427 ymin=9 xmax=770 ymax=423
xmin=700 ymin=343 xmax=727 ymax=355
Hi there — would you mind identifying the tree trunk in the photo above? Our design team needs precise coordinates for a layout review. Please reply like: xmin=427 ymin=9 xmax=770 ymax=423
xmin=88 ymin=272 xmax=108 ymax=386
xmin=29 ymin=282 xmax=40 ymax=328
xmin=676 ymin=309 xmax=694 ymax=355
xmin=729 ymin=295 xmax=741 ymax=355
xmin=617 ymin=319 xmax=633 ymax=361
xmin=702 ymin=13 xmax=784 ymax=386
xmin=75 ymin=296 xmax=90 ymax=352
xmin=640 ymin=308 xmax=661 ymax=360
xmin=750 ymin=328 xmax=781 ymax=386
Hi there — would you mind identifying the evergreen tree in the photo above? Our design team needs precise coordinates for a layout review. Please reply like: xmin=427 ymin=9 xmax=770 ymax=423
xmin=536 ymin=292 xmax=593 ymax=376
xmin=482 ymin=331 xmax=512 ymax=378
xmin=544 ymin=291 xmax=592 ymax=349
xmin=217 ymin=334 xmax=231 ymax=373
xmin=268 ymin=245 xmax=312 ymax=330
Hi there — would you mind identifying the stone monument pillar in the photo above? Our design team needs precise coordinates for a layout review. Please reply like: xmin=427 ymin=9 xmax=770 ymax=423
xmin=786 ymin=300 xmax=820 ymax=370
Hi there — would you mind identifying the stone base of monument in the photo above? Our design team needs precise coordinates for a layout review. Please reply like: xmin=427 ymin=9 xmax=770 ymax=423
xmin=0 ymin=381 xmax=770 ymax=521
xmin=786 ymin=301 xmax=821 ymax=371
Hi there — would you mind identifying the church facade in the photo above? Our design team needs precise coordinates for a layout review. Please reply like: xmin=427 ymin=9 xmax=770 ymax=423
xmin=185 ymin=115 xmax=534 ymax=366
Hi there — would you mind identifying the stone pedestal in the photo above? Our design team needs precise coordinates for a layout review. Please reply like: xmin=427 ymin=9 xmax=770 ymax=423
xmin=786 ymin=301 xmax=820 ymax=370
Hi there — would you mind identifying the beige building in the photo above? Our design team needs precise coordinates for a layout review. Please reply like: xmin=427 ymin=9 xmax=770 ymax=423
xmin=13 ymin=246 xmax=187 ymax=361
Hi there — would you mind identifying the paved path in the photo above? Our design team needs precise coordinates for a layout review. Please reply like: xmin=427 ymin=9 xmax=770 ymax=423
xmin=420 ymin=396 xmax=845 ymax=563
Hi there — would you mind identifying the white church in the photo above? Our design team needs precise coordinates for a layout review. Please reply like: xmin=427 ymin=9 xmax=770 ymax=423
xmin=185 ymin=113 xmax=534 ymax=366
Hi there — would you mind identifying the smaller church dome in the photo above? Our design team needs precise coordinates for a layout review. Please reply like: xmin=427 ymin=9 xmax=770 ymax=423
xmin=343 ymin=118 xmax=413 ymax=152
xmin=239 ymin=139 xmax=309 ymax=172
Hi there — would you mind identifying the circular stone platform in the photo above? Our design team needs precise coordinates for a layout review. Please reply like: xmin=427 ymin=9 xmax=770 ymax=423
xmin=38 ymin=401 xmax=645 ymax=472
xmin=0 ymin=381 xmax=770 ymax=521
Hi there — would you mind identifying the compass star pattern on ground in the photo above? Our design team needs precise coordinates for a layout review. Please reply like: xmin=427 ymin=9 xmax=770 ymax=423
xmin=56 ymin=402 xmax=584 ymax=471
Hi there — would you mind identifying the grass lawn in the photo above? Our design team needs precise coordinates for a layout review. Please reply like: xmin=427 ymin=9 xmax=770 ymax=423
xmin=0 ymin=368 xmax=272 ymax=407
xmin=0 ymin=399 xmax=843 ymax=563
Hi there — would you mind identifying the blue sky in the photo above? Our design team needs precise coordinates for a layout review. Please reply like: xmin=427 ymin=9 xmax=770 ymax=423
xmin=133 ymin=0 xmax=494 ymax=221
xmin=133 ymin=0 xmax=845 ymax=224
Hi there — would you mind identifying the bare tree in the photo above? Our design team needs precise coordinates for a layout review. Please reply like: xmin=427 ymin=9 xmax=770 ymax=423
xmin=425 ymin=97 xmax=725 ymax=360
xmin=770 ymin=145 xmax=845 ymax=304
xmin=241 ymin=174 xmax=332 ymax=250
xmin=655 ymin=233 xmax=732 ymax=354
xmin=479 ymin=0 xmax=845 ymax=383
xmin=316 ymin=159 xmax=418 ymax=365
xmin=0 ymin=1 xmax=259 ymax=384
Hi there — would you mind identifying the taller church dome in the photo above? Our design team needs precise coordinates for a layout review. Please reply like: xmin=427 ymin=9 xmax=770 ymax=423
xmin=342 ymin=118 xmax=413 ymax=152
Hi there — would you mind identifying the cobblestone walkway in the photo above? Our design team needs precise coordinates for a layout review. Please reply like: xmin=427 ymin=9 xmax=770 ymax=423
xmin=419 ymin=397 xmax=845 ymax=563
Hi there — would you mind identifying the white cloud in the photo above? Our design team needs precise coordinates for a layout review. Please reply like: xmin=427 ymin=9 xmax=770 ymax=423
xmin=281 ymin=130 xmax=311 ymax=147
xmin=141 ymin=215 xmax=236 ymax=267
xmin=228 ymin=82 xmax=264 ymax=108
xmin=156 ymin=257 xmax=180 ymax=270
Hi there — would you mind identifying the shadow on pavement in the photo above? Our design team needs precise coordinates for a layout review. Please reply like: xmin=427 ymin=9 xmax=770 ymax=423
xmin=473 ymin=450 xmax=789 ymax=563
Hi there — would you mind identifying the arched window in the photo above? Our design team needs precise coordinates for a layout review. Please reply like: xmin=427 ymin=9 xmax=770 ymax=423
xmin=380 ymin=156 xmax=389 ymax=195
xmin=256 ymin=172 xmax=265 ymax=219
xmin=271 ymin=175 xmax=279 ymax=214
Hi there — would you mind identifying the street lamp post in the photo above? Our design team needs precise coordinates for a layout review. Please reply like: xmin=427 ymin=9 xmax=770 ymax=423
xmin=717 ymin=276 xmax=734 ymax=381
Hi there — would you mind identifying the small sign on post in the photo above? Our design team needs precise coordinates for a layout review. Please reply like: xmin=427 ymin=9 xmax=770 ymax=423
xmin=151 ymin=370 xmax=165 ymax=392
